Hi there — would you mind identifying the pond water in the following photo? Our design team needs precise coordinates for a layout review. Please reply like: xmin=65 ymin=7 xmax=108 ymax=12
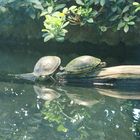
xmin=0 ymin=45 xmax=140 ymax=140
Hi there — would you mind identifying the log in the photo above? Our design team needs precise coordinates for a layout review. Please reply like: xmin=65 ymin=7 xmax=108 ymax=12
xmin=58 ymin=65 xmax=140 ymax=87
xmin=0 ymin=65 xmax=140 ymax=88
xmin=93 ymin=65 xmax=140 ymax=79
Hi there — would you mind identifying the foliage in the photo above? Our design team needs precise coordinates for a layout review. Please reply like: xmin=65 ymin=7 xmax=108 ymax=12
xmin=0 ymin=0 xmax=140 ymax=42
xmin=42 ymin=12 xmax=69 ymax=42
xmin=40 ymin=0 xmax=140 ymax=42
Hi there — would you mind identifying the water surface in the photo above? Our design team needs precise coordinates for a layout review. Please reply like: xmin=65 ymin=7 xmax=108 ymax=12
xmin=0 ymin=47 xmax=140 ymax=140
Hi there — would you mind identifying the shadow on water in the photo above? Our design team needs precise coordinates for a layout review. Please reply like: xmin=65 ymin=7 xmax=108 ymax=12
xmin=0 ymin=43 xmax=140 ymax=139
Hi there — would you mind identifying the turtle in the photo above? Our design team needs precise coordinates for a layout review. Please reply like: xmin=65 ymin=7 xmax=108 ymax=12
xmin=56 ymin=55 xmax=106 ymax=78
xmin=15 ymin=56 xmax=61 ymax=81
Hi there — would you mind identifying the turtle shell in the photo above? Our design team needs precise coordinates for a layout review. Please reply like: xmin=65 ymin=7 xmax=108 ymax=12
xmin=33 ymin=56 xmax=61 ymax=76
xmin=65 ymin=55 xmax=101 ymax=74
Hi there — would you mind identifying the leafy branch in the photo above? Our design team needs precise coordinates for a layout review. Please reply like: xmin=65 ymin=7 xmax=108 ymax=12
xmin=40 ymin=0 xmax=140 ymax=42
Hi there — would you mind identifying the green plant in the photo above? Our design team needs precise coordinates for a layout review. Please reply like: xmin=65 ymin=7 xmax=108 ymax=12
xmin=40 ymin=0 xmax=140 ymax=42
xmin=117 ymin=15 xmax=136 ymax=33
xmin=133 ymin=2 xmax=140 ymax=13
xmin=1 ymin=0 xmax=139 ymax=42
xmin=42 ymin=11 xmax=69 ymax=42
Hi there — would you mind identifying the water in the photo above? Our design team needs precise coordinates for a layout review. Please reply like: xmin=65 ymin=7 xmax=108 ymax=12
xmin=0 ymin=46 xmax=140 ymax=140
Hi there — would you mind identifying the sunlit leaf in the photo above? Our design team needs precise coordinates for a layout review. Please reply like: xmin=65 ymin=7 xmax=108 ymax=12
xmin=47 ymin=6 xmax=53 ymax=14
xmin=128 ymin=21 xmax=135 ymax=25
xmin=62 ymin=29 xmax=68 ymax=33
xmin=40 ymin=11 xmax=48 ymax=16
xmin=100 ymin=0 xmax=105 ymax=6
xmin=44 ymin=34 xmax=54 ymax=42
xmin=57 ymin=124 xmax=68 ymax=132
xmin=135 ymin=7 xmax=140 ymax=12
xmin=33 ymin=4 xmax=44 ymax=10
xmin=42 ymin=33 xmax=49 ymax=37
xmin=62 ymin=22 xmax=69 ymax=28
xmin=133 ymin=2 xmax=139 ymax=6
xmin=69 ymin=6 xmax=77 ymax=11
xmin=0 ymin=6 xmax=7 ymax=12
xmin=124 ymin=24 xmax=129 ymax=33
xmin=87 ymin=18 xmax=94 ymax=23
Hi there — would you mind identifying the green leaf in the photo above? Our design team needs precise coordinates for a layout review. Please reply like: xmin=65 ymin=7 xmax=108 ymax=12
xmin=56 ymin=37 xmax=65 ymax=42
xmin=42 ymin=33 xmax=49 ymax=37
xmin=57 ymin=124 xmax=68 ymax=132
xmin=44 ymin=34 xmax=54 ymax=42
xmin=28 ymin=0 xmax=41 ymax=5
xmin=109 ymin=15 xmax=119 ymax=21
xmin=128 ymin=21 xmax=135 ymax=25
xmin=123 ymin=16 xmax=129 ymax=22
xmin=133 ymin=2 xmax=140 ymax=6
xmin=87 ymin=0 xmax=94 ymax=6
xmin=94 ymin=0 xmax=100 ymax=5
xmin=47 ymin=6 xmax=53 ymax=14
xmin=122 ymin=6 xmax=129 ymax=14
xmin=62 ymin=29 xmax=68 ymax=33
xmin=135 ymin=7 xmax=140 ymax=12
xmin=87 ymin=18 xmax=94 ymax=23
xmin=124 ymin=24 xmax=129 ymax=33
xmin=128 ymin=16 xmax=136 ymax=21
xmin=100 ymin=0 xmax=105 ymax=6
xmin=40 ymin=11 xmax=48 ymax=17
xmin=62 ymin=8 xmax=68 ymax=14
xmin=28 ymin=8 xmax=36 ymax=19
xmin=75 ymin=0 xmax=85 ymax=5
xmin=117 ymin=21 xmax=125 ymax=30
xmin=55 ymin=4 xmax=66 ymax=11
xmin=34 ymin=4 xmax=44 ymax=10
xmin=69 ymin=6 xmax=77 ymax=11
xmin=62 ymin=22 xmax=69 ymax=28
xmin=0 ymin=6 xmax=7 ymax=13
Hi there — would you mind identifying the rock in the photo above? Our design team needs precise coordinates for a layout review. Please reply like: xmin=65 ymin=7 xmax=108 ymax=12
xmin=0 ymin=8 xmax=140 ymax=46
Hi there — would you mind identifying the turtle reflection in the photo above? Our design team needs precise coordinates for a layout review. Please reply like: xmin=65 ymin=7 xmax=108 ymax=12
xmin=33 ymin=85 xmax=60 ymax=101
xmin=62 ymin=86 xmax=103 ymax=107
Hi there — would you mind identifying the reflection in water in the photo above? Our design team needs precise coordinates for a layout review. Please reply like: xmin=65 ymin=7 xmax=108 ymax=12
xmin=0 ymin=83 xmax=140 ymax=139
xmin=63 ymin=86 xmax=102 ymax=107
xmin=34 ymin=85 xmax=60 ymax=101
xmin=40 ymin=85 xmax=140 ymax=140
xmin=97 ymin=88 xmax=140 ymax=100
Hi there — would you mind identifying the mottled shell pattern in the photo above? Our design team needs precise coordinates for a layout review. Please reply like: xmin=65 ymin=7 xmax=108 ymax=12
xmin=65 ymin=55 xmax=102 ymax=74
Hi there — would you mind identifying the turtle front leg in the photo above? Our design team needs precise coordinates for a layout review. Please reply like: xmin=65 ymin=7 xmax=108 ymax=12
xmin=49 ymin=75 xmax=56 ymax=83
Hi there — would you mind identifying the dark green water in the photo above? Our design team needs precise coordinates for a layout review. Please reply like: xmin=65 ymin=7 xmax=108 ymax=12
xmin=0 ymin=46 xmax=140 ymax=140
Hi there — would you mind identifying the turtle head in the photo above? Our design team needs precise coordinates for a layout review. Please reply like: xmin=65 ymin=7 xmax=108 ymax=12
xmin=100 ymin=61 xmax=107 ymax=68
